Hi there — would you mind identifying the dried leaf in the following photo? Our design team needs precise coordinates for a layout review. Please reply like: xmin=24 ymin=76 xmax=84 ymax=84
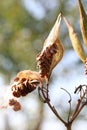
xmin=36 ymin=13 xmax=64 ymax=84
xmin=78 ymin=0 xmax=87 ymax=48
xmin=64 ymin=17 xmax=86 ymax=62
xmin=11 ymin=70 xmax=43 ymax=97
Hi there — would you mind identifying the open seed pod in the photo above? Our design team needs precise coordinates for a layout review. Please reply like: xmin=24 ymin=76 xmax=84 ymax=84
xmin=36 ymin=13 xmax=64 ymax=85
xmin=11 ymin=70 xmax=43 ymax=97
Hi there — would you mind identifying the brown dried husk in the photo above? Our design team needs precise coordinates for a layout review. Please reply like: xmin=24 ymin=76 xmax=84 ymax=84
xmin=11 ymin=70 xmax=43 ymax=97
xmin=36 ymin=39 xmax=64 ymax=81
xmin=36 ymin=13 xmax=64 ymax=84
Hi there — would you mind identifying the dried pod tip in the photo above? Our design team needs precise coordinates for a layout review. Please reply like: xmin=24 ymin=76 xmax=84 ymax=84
xmin=63 ymin=17 xmax=86 ymax=62
xmin=45 ymin=13 xmax=62 ymax=49
xmin=63 ymin=17 xmax=73 ymax=32
xmin=57 ymin=12 xmax=62 ymax=26
xmin=78 ymin=0 xmax=86 ymax=17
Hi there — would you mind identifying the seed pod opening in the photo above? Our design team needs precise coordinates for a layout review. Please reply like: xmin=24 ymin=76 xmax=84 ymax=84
xmin=11 ymin=70 xmax=43 ymax=97
xmin=36 ymin=13 xmax=64 ymax=84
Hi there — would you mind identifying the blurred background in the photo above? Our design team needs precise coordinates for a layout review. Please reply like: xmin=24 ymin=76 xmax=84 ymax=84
xmin=0 ymin=0 xmax=87 ymax=130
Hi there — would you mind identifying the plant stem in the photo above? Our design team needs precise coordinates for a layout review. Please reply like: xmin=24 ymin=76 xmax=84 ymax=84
xmin=39 ymin=86 xmax=66 ymax=125
xmin=47 ymin=100 xmax=66 ymax=125
xmin=65 ymin=123 xmax=72 ymax=130
xmin=66 ymin=125 xmax=72 ymax=130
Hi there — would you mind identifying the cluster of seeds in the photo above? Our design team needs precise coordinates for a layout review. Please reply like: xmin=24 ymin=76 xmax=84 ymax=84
xmin=36 ymin=42 xmax=58 ymax=79
xmin=12 ymin=77 xmax=36 ymax=98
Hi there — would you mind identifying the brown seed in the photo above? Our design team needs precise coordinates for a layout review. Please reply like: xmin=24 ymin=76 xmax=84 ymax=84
xmin=9 ymin=99 xmax=22 ymax=111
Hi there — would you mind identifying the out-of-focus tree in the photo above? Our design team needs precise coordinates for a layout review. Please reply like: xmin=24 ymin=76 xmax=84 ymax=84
xmin=0 ymin=0 xmax=38 ymax=81
xmin=1 ymin=0 xmax=86 ymax=82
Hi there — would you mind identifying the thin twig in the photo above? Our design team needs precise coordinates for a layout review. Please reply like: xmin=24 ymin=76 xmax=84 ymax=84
xmin=38 ymin=85 xmax=67 ymax=125
xmin=46 ymin=99 xmax=67 ymax=125
xmin=71 ymin=99 xmax=81 ymax=119
xmin=70 ymin=85 xmax=87 ymax=123
xmin=70 ymin=101 xmax=87 ymax=123
xmin=61 ymin=88 xmax=72 ymax=122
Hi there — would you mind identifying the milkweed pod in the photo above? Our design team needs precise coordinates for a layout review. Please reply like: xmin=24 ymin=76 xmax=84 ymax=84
xmin=36 ymin=13 xmax=64 ymax=84
xmin=64 ymin=17 xmax=86 ymax=62
xmin=78 ymin=0 xmax=87 ymax=48
xmin=11 ymin=70 xmax=43 ymax=97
